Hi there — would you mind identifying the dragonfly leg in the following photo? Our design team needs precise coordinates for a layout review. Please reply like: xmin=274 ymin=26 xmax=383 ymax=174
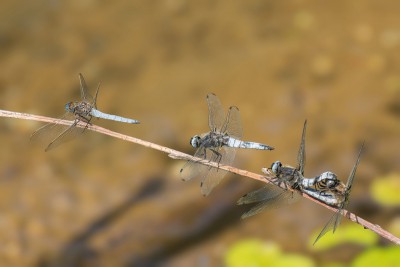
xmin=75 ymin=114 xmax=93 ymax=132
xmin=269 ymin=177 xmax=289 ymax=190
xmin=202 ymin=147 xmax=208 ymax=160
xmin=209 ymin=148 xmax=222 ymax=170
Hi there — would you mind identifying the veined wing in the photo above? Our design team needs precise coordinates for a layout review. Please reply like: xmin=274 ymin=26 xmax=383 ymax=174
xmin=238 ymin=185 xmax=300 ymax=219
xmin=345 ymin=141 xmax=364 ymax=199
xmin=206 ymin=93 xmax=226 ymax=133
xmin=78 ymin=73 xmax=96 ymax=105
xmin=222 ymin=106 xmax=243 ymax=140
xmin=297 ymin=120 xmax=307 ymax=175
xmin=200 ymin=146 xmax=237 ymax=196
xmin=180 ymin=144 xmax=209 ymax=182
xmin=313 ymin=142 xmax=364 ymax=245
xmin=313 ymin=203 xmax=343 ymax=245
xmin=30 ymin=113 xmax=87 ymax=151
xmin=237 ymin=186 xmax=282 ymax=205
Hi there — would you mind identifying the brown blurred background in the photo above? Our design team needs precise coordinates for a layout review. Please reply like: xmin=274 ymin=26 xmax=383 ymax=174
xmin=0 ymin=0 xmax=399 ymax=266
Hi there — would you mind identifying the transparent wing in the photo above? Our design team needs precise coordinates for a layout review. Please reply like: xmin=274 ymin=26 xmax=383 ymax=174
xmin=200 ymin=146 xmax=237 ymax=196
xmin=237 ymin=185 xmax=284 ymax=205
xmin=93 ymin=83 xmax=100 ymax=108
xmin=78 ymin=73 xmax=95 ymax=103
xmin=180 ymin=145 xmax=209 ymax=182
xmin=206 ymin=93 xmax=226 ymax=133
xmin=240 ymin=188 xmax=300 ymax=219
xmin=297 ymin=120 xmax=307 ymax=175
xmin=30 ymin=113 xmax=87 ymax=151
xmin=345 ymin=141 xmax=364 ymax=196
xmin=313 ymin=208 xmax=342 ymax=245
xmin=222 ymin=106 xmax=243 ymax=139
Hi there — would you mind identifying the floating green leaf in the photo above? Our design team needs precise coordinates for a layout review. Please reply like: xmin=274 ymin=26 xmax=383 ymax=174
xmin=351 ymin=246 xmax=400 ymax=267
xmin=225 ymin=239 xmax=315 ymax=267
xmin=370 ymin=173 xmax=400 ymax=206
xmin=224 ymin=239 xmax=280 ymax=267
xmin=309 ymin=223 xmax=378 ymax=250
xmin=320 ymin=263 xmax=346 ymax=267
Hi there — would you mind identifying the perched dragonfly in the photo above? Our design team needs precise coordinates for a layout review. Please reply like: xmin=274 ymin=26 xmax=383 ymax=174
xmin=31 ymin=73 xmax=139 ymax=151
xmin=237 ymin=120 xmax=308 ymax=218
xmin=311 ymin=142 xmax=364 ymax=245
xmin=300 ymin=171 xmax=344 ymax=205
xmin=180 ymin=93 xmax=274 ymax=196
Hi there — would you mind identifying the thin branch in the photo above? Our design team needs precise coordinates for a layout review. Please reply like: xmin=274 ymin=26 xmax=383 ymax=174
xmin=1 ymin=109 xmax=399 ymax=245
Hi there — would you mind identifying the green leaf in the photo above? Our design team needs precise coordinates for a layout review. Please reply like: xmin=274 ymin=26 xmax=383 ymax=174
xmin=309 ymin=223 xmax=378 ymax=250
xmin=370 ymin=173 xmax=400 ymax=206
xmin=351 ymin=246 xmax=400 ymax=267
xmin=320 ymin=263 xmax=346 ymax=267
xmin=273 ymin=254 xmax=315 ymax=267
xmin=224 ymin=239 xmax=280 ymax=267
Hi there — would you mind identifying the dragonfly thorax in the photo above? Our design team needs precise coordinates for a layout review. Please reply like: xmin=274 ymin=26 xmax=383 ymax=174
xmin=65 ymin=101 xmax=93 ymax=121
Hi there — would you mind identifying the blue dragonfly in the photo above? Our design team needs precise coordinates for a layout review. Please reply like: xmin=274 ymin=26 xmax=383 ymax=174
xmin=180 ymin=93 xmax=274 ymax=196
xmin=31 ymin=73 xmax=139 ymax=151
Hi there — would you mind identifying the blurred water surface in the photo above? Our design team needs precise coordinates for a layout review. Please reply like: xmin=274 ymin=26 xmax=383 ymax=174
xmin=0 ymin=0 xmax=399 ymax=266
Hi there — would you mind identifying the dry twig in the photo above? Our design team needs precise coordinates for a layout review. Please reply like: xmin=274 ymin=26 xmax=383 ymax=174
xmin=1 ymin=109 xmax=399 ymax=245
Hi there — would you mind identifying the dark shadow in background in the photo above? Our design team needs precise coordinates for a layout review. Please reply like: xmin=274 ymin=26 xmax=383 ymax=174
xmin=36 ymin=176 xmax=166 ymax=267
xmin=36 ymin=172 xmax=255 ymax=267
xmin=126 ymin=177 xmax=246 ymax=267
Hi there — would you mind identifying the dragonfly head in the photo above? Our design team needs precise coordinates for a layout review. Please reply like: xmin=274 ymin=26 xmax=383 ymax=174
xmin=271 ymin=161 xmax=282 ymax=175
xmin=65 ymin=102 xmax=74 ymax=112
xmin=320 ymin=171 xmax=340 ymax=189
xmin=190 ymin=135 xmax=201 ymax=148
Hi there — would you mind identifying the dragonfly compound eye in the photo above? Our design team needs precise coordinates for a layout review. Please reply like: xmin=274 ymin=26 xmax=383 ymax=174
xmin=190 ymin=135 xmax=201 ymax=148
xmin=65 ymin=102 xmax=74 ymax=112
xmin=326 ymin=179 xmax=337 ymax=188
xmin=271 ymin=161 xmax=282 ymax=175
xmin=323 ymin=172 xmax=339 ymax=189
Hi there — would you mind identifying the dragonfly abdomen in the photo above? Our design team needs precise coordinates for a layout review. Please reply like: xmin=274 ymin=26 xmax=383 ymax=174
xmin=90 ymin=109 xmax=140 ymax=124
xmin=302 ymin=188 xmax=342 ymax=207
xmin=226 ymin=138 xmax=273 ymax=150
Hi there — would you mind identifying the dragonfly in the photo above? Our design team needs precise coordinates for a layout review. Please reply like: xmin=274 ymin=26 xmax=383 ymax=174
xmin=31 ymin=73 xmax=140 ymax=151
xmin=311 ymin=142 xmax=364 ymax=245
xmin=299 ymin=171 xmax=344 ymax=206
xmin=180 ymin=93 xmax=274 ymax=196
xmin=237 ymin=120 xmax=308 ymax=218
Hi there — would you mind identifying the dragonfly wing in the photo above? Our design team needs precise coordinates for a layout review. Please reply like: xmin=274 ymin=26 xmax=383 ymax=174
xmin=240 ymin=189 xmax=300 ymax=219
xmin=180 ymin=145 xmax=209 ymax=182
xmin=31 ymin=114 xmax=87 ymax=151
xmin=78 ymin=73 xmax=95 ymax=103
xmin=223 ymin=106 xmax=243 ymax=139
xmin=44 ymin=122 xmax=88 ymax=151
xmin=200 ymin=146 xmax=237 ymax=196
xmin=297 ymin=120 xmax=307 ymax=175
xmin=313 ymin=210 xmax=341 ymax=245
xmin=238 ymin=185 xmax=283 ymax=204
xmin=206 ymin=93 xmax=226 ymax=132
xmin=345 ymin=141 xmax=364 ymax=195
